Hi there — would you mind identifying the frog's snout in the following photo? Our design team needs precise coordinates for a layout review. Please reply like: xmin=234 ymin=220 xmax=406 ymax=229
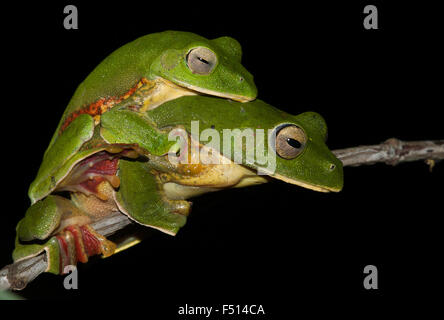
xmin=324 ymin=158 xmax=344 ymax=192
xmin=234 ymin=77 xmax=257 ymax=102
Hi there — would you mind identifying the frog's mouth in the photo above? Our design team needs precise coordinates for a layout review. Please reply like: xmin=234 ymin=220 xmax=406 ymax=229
xmin=172 ymin=79 xmax=254 ymax=102
xmin=258 ymin=170 xmax=341 ymax=193
xmin=274 ymin=173 xmax=341 ymax=193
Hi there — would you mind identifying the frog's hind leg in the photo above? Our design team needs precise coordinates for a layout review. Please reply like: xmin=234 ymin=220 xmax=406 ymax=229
xmin=14 ymin=152 xmax=142 ymax=274
xmin=13 ymin=194 xmax=115 ymax=274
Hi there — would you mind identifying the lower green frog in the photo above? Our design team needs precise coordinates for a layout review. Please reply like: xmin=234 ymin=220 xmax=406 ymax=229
xmin=13 ymin=96 xmax=343 ymax=274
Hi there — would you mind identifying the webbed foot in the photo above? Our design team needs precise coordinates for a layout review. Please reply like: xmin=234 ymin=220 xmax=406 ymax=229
xmin=56 ymin=224 xmax=116 ymax=272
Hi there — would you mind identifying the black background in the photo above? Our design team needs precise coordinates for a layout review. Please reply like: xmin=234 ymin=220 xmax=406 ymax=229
xmin=0 ymin=0 xmax=442 ymax=313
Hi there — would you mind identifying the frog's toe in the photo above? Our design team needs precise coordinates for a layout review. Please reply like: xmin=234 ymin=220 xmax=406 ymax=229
xmin=167 ymin=200 xmax=192 ymax=216
xmin=78 ymin=225 xmax=117 ymax=258
xmin=56 ymin=224 xmax=117 ymax=269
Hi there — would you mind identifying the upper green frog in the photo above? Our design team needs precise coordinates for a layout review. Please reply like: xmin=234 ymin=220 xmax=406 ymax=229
xmin=69 ymin=30 xmax=257 ymax=107
xmin=47 ymin=30 xmax=257 ymax=153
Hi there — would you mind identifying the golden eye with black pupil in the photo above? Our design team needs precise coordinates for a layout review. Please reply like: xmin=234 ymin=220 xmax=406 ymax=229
xmin=186 ymin=47 xmax=217 ymax=75
xmin=286 ymin=138 xmax=301 ymax=149
xmin=275 ymin=125 xmax=307 ymax=159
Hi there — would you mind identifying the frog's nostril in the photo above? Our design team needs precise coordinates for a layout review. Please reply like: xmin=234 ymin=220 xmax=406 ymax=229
xmin=329 ymin=163 xmax=336 ymax=171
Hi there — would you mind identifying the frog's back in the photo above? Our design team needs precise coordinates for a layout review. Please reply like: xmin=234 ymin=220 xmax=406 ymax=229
xmin=48 ymin=31 xmax=207 ymax=150
xmin=63 ymin=31 xmax=205 ymax=121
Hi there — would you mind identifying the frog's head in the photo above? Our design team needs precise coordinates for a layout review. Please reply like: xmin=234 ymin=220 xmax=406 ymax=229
xmin=148 ymin=96 xmax=343 ymax=193
xmin=264 ymin=111 xmax=343 ymax=192
xmin=150 ymin=32 xmax=257 ymax=102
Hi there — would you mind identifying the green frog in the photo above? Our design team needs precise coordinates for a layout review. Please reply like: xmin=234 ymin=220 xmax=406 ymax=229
xmin=13 ymin=95 xmax=342 ymax=275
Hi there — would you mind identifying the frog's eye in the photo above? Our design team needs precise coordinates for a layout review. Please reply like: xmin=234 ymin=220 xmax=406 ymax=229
xmin=274 ymin=125 xmax=307 ymax=159
xmin=186 ymin=47 xmax=217 ymax=75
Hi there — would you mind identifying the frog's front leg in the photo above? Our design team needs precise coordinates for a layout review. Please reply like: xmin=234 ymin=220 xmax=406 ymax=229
xmin=13 ymin=194 xmax=117 ymax=274
xmin=114 ymin=159 xmax=189 ymax=236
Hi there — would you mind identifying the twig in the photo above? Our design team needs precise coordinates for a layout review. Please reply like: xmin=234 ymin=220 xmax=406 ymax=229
xmin=1 ymin=138 xmax=443 ymax=291
xmin=333 ymin=138 xmax=444 ymax=167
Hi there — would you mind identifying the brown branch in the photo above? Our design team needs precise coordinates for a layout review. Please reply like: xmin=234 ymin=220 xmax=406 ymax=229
xmin=333 ymin=138 xmax=444 ymax=167
xmin=1 ymin=138 xmax=443 ymax=292
xmin=0 ymin=212 xmax=132 ymax=291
